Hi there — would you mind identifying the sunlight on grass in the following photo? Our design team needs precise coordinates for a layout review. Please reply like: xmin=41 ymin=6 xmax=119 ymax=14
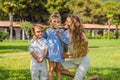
xmin=0 ymin=52 xmax=31 ymax=80
xmin=0 ymin=40 xmax=28 ymax=53
xmin=0 ymin=39 xmax=120 ymax=80
xmin=87 ymin=39 xmax=120 ymax=80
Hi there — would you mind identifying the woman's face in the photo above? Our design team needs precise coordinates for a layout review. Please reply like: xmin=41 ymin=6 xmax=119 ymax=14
xmin=65 ymin=17 xmax=73 ymax=30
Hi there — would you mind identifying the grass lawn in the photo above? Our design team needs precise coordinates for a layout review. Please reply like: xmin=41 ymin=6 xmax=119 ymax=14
xmin=0 ymin=39 xmax=120 ymax=80
xmin=0 ymin=40 xmax=28 ymax=53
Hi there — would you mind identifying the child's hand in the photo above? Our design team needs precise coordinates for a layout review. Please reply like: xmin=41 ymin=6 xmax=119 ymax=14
xmin=33 ymin=36 xmax=37 ymax=40
xmin=55 ymin=23 xmax=60 ymax=28
xmin=56 ymin=27 xmax=60 ymax=33
xmin=56 ymin=27 xmax=62 ymax=40
xmin=37 ymin=57 xmax=44 ymax=62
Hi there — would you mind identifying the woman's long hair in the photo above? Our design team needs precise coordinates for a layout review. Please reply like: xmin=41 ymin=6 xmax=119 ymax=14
xmin=68 ymin=14 xmax=88 ymax=57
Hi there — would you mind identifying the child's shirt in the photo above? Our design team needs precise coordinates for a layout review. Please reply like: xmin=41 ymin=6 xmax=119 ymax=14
xmin=29 ymin=38 xmax=48 ymax=70
xmin=43 ymin=28 xmax=68 ymax=62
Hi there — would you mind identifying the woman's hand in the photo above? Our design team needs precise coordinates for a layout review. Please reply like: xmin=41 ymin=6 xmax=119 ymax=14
xmin=62 ymin=53 xmax=68 ymax=58
xmin=62 ymin=53 xmax=75 ymax=58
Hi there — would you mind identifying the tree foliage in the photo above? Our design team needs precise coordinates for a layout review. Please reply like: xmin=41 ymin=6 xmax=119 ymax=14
xmin=67 ymin=0 xmax=102 ymax=23
xmin=0 ymin=31 xmax=8 ymax=42
xmin=45 ymin=0 xmax=71 ymax=23
xmin=19 ymin=20 xmax=32 ymax=40
xmin=0 ymin=0 xmax=120 ymax=25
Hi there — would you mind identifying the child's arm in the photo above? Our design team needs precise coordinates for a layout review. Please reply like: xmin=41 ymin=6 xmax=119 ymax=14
xmin=56 ymin=28 xmax=62 ymax=40
xmin=29 ymin=42 xmax=40 ymax=62
xmin=38 ymin=48 xmax=48 ymax=62
xmin=31 ymin=52 xmax=40 ymax=62
xmin=42 ymin=48 xmax=48 ymax=58
xmin=56 ymin=29 xmax=69 ymax=46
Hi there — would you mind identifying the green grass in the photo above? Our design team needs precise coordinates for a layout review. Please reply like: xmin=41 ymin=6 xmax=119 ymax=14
xmin=0 ymin=53 xmax=31 ymax=80
xmin=88 ymin=39 xmax=120 ymax=80
xmin=0 ymin=39 xmax=120 ymax=80
xmin=0 ymin=40 xmax=28 ymax=53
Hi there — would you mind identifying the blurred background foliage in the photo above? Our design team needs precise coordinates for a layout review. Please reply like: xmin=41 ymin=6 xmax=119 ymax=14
xmin=0 ymin=0 xmax=120 ymax=24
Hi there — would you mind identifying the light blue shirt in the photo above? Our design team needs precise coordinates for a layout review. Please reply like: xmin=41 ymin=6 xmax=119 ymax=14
xmin=43 ymin=28 xmax=68 ymax=62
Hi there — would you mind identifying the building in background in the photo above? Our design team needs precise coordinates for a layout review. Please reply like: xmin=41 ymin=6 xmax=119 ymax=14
xmin=0 ymin=21 xmax=118 ymax=40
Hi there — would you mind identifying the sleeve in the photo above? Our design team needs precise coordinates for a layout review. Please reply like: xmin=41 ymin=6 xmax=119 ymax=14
xmin=42 ymin=31 xmax=47 ymax=39
xmin=44 ymin=39 xmax=48 ymax=49
xmin=60 ymin=29 xmax=69 ymax=45
xmin=28 ymin=42 xmax=34 ymax=54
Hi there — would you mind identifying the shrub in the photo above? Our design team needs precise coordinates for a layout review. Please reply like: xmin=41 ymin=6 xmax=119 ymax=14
xmin=94 ymin=35 xmax=102 ymax=39
xmin=86 ymin=30 xmax=92 ymax=39
xmin=110 ymin=31 xmax=114 ymax=39
xmin=103 ymin=31 xmax=108 ymax=39
xmin=0 ymin=31 xmax=8 ymax=42
xmin=102 ymin=31 xmax=114 ymax=39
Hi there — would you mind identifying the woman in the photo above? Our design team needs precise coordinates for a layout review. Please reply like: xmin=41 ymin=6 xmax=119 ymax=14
xmin=60 ymin=14 xmax=99 ymax=80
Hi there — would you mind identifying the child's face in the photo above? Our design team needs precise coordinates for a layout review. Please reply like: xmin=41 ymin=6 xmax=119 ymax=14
xmin=50 ymin=18 xmax=60 ymax=28
xmin=33 ymin=27 xmax=43 ymax=39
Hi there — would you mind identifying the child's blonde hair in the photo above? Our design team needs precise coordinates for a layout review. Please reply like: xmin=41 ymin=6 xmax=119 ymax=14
xmin=49 ymin=11 xmax=61 ymax=24
xmin=32 ymin=24 xmax=43 ymax=33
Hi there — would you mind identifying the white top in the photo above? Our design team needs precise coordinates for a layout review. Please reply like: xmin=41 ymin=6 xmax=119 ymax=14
xmin=29 ymin=38 xmax=48 ymax=70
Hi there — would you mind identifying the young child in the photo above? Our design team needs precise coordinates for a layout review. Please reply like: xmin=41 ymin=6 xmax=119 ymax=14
xmin=29 ymin=25 xmax=48 ymax=80
xmin=43 ymin=11 xmax=68 ymax=80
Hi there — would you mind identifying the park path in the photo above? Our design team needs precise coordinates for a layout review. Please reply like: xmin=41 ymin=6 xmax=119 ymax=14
xmin=0 ymin=52 xmax=28 ymax=56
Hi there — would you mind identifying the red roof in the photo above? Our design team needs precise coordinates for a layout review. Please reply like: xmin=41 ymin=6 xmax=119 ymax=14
xmin=0 ymin=21 xmax=20 ymax=28
xmin=0 ymin=21 xmax=118 ymax=29
xmin=83 ymin=24 xmax=116 ymax=29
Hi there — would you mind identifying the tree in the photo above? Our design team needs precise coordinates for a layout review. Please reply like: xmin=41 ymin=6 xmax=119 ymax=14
xmin=100 ymin=1 xmax=117 ymax=39
xmin=113 ymin=20 xmax=120 ymax=39
xmin=0 ymin=31 xmax=8 ymax=42
xmin=1 ymin=0 xmax=49 ymax=22
xmin=19 ymin=20 xmax=32 ymax=40
xmin=14 ymin=0 xmax=49 ymax=23
xmin=45 ymin=0 xmax=71 ymax=23
xmin=2 ymin=1 xmax=17 ymax=42
xmin=107 ymin=14 xmax=113 ymax=39
xmin=67 ymin=0 xmax=101 ymax=23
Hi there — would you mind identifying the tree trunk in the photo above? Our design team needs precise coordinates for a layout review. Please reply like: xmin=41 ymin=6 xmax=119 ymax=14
xmin=115 ymin=26 xmax=119 ymax=39
xmin=108 ymin=19 xmax=111 ymax=40
xmin=25 ymin=31 xmax=30 ymax=41
xmin=9 ymin=11 xmax=13 ymax=42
